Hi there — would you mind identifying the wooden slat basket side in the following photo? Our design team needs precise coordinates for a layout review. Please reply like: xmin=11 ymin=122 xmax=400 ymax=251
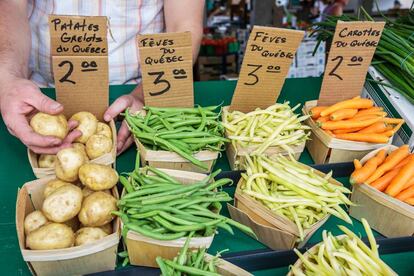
xmin=125 ymin=168 xmax=216 ymax=267
xmin=15 ymin=176 xmax=120 ymax=276
xmin=349 ymin=145 xmax=414 ymax=237
xmin=302 ymin=100 xmax=390 ymax=164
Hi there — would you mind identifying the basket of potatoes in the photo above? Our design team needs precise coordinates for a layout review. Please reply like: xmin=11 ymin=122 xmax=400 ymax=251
xmin=28 ymin=111 xmax=117 ymax=178
xmin=16 ymin=150 xmax=120 ymax=276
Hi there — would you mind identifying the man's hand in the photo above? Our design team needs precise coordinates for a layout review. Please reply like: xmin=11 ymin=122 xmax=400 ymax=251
xmin=0 ymin=77 xmax=81 ymax=154
xmin=104 ymin=84 xmax=144 ymax=155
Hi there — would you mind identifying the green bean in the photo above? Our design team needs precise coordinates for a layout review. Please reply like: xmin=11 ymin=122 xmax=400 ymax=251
xmin=153 ymin=215 xmax=223 ymax=232
xmin=163 ymin=259 xmax=220 ymax=276
xmin=125 ymin=222 xmax=187 ymax=240
xmin=158 ymin=211 xmax=197 ymax=226
xmin=119 ymin=175 xmax=134 ymax=194
xmin=146 ymin=166 xmax=181 ymax=184
xmin=156 ymin=257 xmax=171 ymax=275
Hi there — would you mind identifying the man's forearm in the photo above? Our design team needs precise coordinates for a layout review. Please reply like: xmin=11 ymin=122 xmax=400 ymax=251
xmin=0 ymin=0 xmax=30 ymax=80
xmin=164 ymin=0 xmax=204 ymax=63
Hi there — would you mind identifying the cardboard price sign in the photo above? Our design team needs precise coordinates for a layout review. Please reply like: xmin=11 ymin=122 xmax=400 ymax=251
xmin=318 ymin=21 xmax=385 ymax=105
xmin=49 ymin=15 xmax=109 ymax=119
xmin=230 ymin=26 xmax=304 ymax=112
xmin=49 ymin=15 xmax=108 ymax=56
xmin=137 ymin=32 xmax=194 ymax=108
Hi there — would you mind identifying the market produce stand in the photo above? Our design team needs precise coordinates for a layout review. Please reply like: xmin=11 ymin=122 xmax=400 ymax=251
xmin=1 ymin=78 xmax=413 ymax=275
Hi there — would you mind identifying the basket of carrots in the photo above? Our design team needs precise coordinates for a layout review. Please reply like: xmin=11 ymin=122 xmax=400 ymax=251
xmin=302 ymin=97 xmax=404 ymax=164
xmin=349 ymin=145 xmax=414 ymax=237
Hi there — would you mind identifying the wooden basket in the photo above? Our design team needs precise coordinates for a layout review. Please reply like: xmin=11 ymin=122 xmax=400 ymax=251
xmin=287 ymin=235 xmax=397 ymax=275
xmin=204 ymin=254 xmax=252 ymax=276
xmin=222 ymin=106 xmax=305 ymax=170
xmin=124 ymin=169 xmax=216 ymax=267
xmin=228 ymin=162 xmax=343 ymax=250
xmin=135 ymin=138 xmax=218 ymax=174
xmin=28 ymin=120 xmax=117 ymax=178
xmin=349 ymin=145 xmax=414 ymax=237
xmin=15 ymin=176 xmax=120 ymax=276
xmin=302 ymin=100 xmax=390 ymax=164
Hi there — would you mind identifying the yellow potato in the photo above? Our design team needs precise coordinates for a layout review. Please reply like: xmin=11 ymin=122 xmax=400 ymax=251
xmin=30 ymin=113 xmax=68 ymax=140
xmin=38 ymin=154 xmax=56 ymax=168
xmin=79 ymin=164 xmax=118 ymax=191
xmin=43 ymin=179 xmax=73 ymax=198
xmin=75 ymin=227 xmax=108 ymax=246
xmin=72 ymin=143 xmax=89 ymax=161
xmin=96 ymin=122 xmax=112 ymax=139
xmin=86 ymin=134 xmax=112 ymax=159
xmin=78 ymin=191 xmax=117 ymax=227
xmin=99 ymin=223 xmax=113 ymax=235
xmin=70 ymin=112 xmax=98 ymax=143
xmin=24 ymin=210 xmax=48 ymax=235
xmin=55 ymin=147 xmax=86 ymax=182
xmin=82 ymin=187 xmax=111 ymax=198
xmin=26 ymin=223 xmax=74 ymax=250
xmin=42 ymin=185 xmax=83 ymax=223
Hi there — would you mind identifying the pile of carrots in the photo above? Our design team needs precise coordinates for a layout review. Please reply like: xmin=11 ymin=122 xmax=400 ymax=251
xmin=351 ymin=145 xmax=414 ymax=206
xmin=310 ymin=97 xmax=404 ymax=144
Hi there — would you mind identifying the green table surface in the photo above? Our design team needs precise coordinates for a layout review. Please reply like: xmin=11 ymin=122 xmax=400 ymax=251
xmin=1 ymin=78 xmax=413 ymax=275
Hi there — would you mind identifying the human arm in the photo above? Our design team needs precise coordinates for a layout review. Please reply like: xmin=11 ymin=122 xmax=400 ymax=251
xmin=104 ymin=0 xmax=205 ymax=154
xmin=0 ymin=0 xmax=80 ymax=154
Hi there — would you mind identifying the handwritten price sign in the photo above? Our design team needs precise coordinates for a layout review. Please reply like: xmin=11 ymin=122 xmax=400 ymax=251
xmin=318 ymin=21 xmax=385 ymax=105
xmin=49 ymin=15 xmax=109 ymax=119
xmin=138 ymin=32 xmax=194 ymax=107
xmin=230 ymin=26 xmax=304 ymax=112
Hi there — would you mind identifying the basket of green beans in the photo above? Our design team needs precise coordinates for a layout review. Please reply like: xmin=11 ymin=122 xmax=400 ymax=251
xmin=115 ymin=161 xmax=255 ymax=267
xmin=228 ymin=155 xmax=352 ymax=250
xmin=222 ymin=103 xmax=310 ymax=170
xmin=125 ymin=106 xmax=228 ymax=173
xmin=156 ymin=234 xmax=252 ymax=276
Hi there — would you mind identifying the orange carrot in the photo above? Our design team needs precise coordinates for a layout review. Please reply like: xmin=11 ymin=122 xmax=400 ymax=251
xmin=395 ymin=182 xmax=414 ymax=200
xmin=384 ymin=145 xmax=409 ymax=163
xmin=316 ymin=116 xmax=329 ymax=123
xmin=370 ymin=167 xmax=401 ymax=191
xmin=353 ymin=159 xmax=362 ymax=170
xmin=310 ymin=106 xmax=327 ymax=119
xmin=401 ymin=174 xmax=414 ymax=190
xmin=329 ymin=109 xmax=358 ymax=121
xmin=385 ymin=155 xmax=414 ymax=196
xmin=353 ymin=107 xmax=383 ymax=116
xmin=382 ymin=118 xmax=405 ymax=124
xmin=334 ymin=133 xmax=389 ymax=143
xmin=391 ymin=121 xmax=404 ymax=133
xmin=403 ymin=197 xmax=414 ymax=205
xmin=375 ymin=149 xmax=387 ymax=165
xmin=350 ymin=157 xmax=379 ymax=184
xmin=320 ymin=98 xmax=373 ymax=117
xmin=395 ymin=154 xmax=413 ymax=169
xmin=354 ymin=111 xmax=387 ymax=119
xmin=320 ymin=117 xmax=382 ymax=130
xmin=358 ymin=122 xmax=388 ymax=134
xmin=333 ymin=127 xmax=365 ymax=134
xmin=377 ymin=130 xmax=395 ymax=137
xmin=366 ymin=145 xmax=410 ymax=184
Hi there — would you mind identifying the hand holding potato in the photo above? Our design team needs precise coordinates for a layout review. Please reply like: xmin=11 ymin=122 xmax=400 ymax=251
xmin=30 ymin=113 xmax=68 ymax=140
xmin=78 ymin=192 xmax=117 ymax=227
xmin=70 ymin=112 xmax=98 ymax=144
